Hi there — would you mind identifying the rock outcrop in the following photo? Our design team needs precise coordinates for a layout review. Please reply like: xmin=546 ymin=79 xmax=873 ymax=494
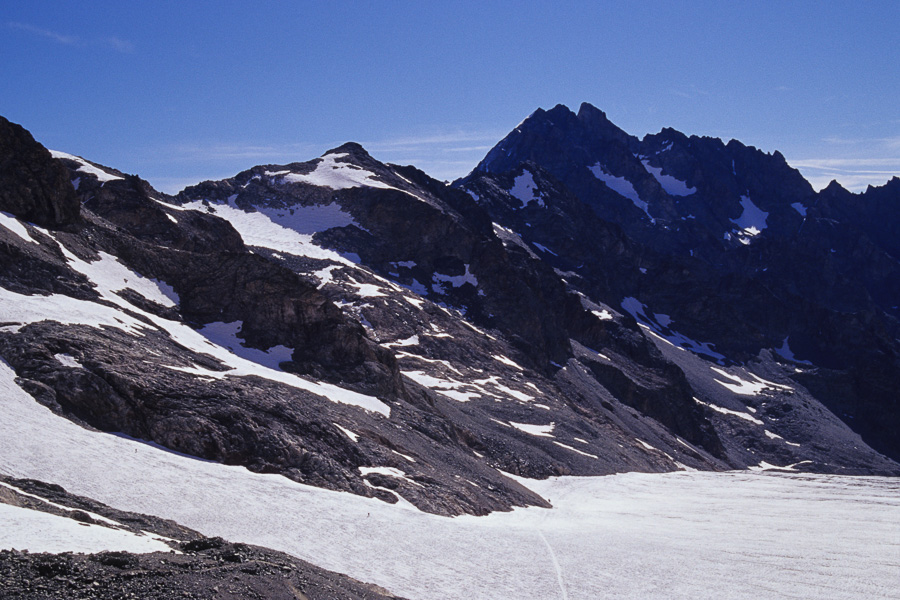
xmin=0 ymin=117 xmax=80 ymax=228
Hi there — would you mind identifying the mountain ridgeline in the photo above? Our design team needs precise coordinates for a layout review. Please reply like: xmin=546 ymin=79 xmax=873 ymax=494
xmin=0 ymin=105 xmax=898 ymax=521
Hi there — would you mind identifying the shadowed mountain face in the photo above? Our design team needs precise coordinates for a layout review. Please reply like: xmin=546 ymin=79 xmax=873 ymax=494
xmin=0 ymin=107 xmax=897 ymax=534
xmin=458 ymin=103 xmax=900 ymax=462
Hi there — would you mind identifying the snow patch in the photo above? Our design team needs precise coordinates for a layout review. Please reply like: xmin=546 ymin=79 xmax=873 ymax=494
xmin=763 ymin=430 xmax=790 ymax=443
xmin=334 ymin=423 xmax=360 ymax=442
xmin=384 ymin=335 xmax=419 ymax=348
xmin=641 ymin=160 xmax=696 ymax=196
xmin=588 ymin=163 xmax=653 ymax=221
xmin=179 ymin=200 xmax=357 ymax=264
xmin=433 ymin=264 xmax=478 ymax=291
xmin=0 ymin=212 xmax=35 ymax=244
xmin=731 ymin=195 xmax=768 ymax=243
xmin=53 ymin=353 xmax=83 ymax=369
xmin=635 ymin=439 xmax=657 ymax=452
xmin=313 ymin=265 xmax=342 ymax=288
xmin=532 ymin=242 xmax=558 ymax=256
xmin=0 ymin=287 xmax=151 ymax=336
xmin=359 ymin=466 xmax=422 ymax=487
xmin=509 ymin=422 xmax=555 ymax=437
xmin=694 ymin=397 xmax=765 ymax=425
xmin=509 ymin=170 xmax=545 ymax=208
xmin=711 ymin=368 xmax=793 ymax=396
xmin=791 ymin=202 xmax=808 ymax=217
xmin=197 ymin=321 xmax=293 ymax=371
xmin=282 ymin=153 xmax=391 ymax=190
xmin=50 ymin=150 xmax=123 ymax=183
xmin=621 ymin=297 xmax=725 ymax=363
xmin=349 ymin=281 xmax=387 ymax=298
xmin=491 ymin=354 xmax=524 ymax=371
xmin=774 ymin=337 xmax=812 ymax=365
xmin=553 ymin=441 xmax=598 ymax=459
xmin=401 ymin=370 xmax=480 ymax=402
xmin=61 ymin=248 xmax=178 ymax=308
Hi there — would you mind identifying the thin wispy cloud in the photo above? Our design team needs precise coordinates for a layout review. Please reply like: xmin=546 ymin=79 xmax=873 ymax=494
xmin=789 ymin=157 xmax=900 ymax=192
xmin=443 ymin=145 xmax=493 ymax=153
xmin=360 ymin=130 xmax=503 ymax=180
xmin=104 ymin=37 xmax=135 ymax=53
xmin=669 ymin=86 xmax=710 ymax=100
xmin=8 ymin=22 xmax=78 ymax=45
xmin=822 ymin=135 xmax=900 ymax=149
xmin=8 ymin=21 xmax=134 ymax=53
xmin=159 ymin=142 xmax=324 ymax=163
xmin=791 ymin=158 xmax=900 ymax=170
xmin=362 ymin=130 xmax=507 ymax=154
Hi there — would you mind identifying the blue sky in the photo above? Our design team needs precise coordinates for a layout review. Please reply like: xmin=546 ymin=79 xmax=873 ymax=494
xmin=2 ymin=1 xmax=898 ymax=193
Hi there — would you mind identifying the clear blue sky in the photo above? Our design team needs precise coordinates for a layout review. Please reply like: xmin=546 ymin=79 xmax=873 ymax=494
xmin=2 ymin=1 xmax=898 ymax=194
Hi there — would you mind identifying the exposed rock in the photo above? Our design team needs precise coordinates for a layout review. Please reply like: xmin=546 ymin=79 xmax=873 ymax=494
xmin=0 ymin=116 xmax=80 ymax=228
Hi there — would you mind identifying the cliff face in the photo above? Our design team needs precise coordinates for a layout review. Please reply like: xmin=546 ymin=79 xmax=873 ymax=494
xmin=0 ymin=116 xmax=80 ymax=228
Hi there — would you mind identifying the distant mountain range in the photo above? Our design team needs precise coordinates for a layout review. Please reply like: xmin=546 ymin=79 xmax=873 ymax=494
xmin=1 ymin=104 xmax=898 ymax=596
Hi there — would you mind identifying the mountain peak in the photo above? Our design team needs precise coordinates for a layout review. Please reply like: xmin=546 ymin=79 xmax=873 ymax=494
xmin=324 ymin=141 xmax=372 ymax=159
xmin=823 ymin=179 xmax=849 ymax=194
xmin=576 ymin=102 xmax=607 ymax=122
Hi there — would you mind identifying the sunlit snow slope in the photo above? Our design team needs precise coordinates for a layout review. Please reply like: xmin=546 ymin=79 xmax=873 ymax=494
xmin=2 ymin=360 xmax=897 ymax=600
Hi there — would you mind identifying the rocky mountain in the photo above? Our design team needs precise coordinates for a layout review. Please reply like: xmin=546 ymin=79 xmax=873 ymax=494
xmin=1 ymin=106 xmax=899 ymax=595
xmin=458 ymin=103 xmax=900 ymax=463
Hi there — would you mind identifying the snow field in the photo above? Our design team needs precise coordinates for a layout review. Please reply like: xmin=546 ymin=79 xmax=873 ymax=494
xmin=0 ymin=503 xmax=174 ymax=555
xmin=179 ymin=199 xmax=355 ymax=263
xmin=2 ymin=362 xmax=897 ymax=600
xmin=281 ymin=153 xmax=392 ymax=190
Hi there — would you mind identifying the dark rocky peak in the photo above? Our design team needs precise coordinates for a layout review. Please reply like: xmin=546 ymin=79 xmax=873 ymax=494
xmin=723 ymin=139 xmax=815 ymax=207
xmin=518 ymin=104 xmax=581 ymax=136
xmin=822 ymin=179 xmax=850 ymax=195
xmin=865 ymin=175 xmax=900 ymax=195
xmin=0 ymin=116 xmax=80 ymax=229
xmin=641 ymin=127 xmax=691 ymax=155
xmin=472 ymin=103 xmax=636 ymax=177
xmin=844 ymin=175 xmax=900 ymax=260
xmin=325 ymin=141 xmax=373 ymax=160
xmin=576 ymin=102 xmax=633 ymax=145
